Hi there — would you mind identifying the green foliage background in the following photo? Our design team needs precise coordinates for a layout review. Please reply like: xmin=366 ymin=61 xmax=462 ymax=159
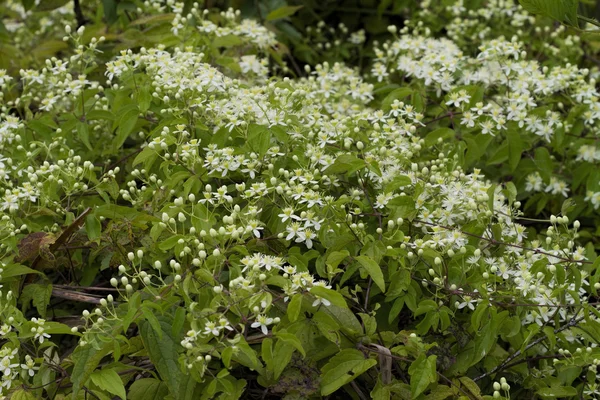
xmin=1 ymin=0 xmax=600 ymax=399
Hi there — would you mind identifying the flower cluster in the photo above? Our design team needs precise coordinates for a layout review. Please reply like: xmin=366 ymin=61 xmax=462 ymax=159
xmin=1 ymin=0 xmax=600 ymax=399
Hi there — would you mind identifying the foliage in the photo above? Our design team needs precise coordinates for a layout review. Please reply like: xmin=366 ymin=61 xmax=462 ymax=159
xmin=1 ymin=0 xmax=600 ymax=399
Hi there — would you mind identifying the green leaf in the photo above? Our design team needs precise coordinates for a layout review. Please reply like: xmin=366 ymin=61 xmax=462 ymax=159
xmin=427 ymin=385 xmax=455 ymax=400
xmin=141 ymin=304 xmax=163 ymax=340
xmin=35 ymin=0 xmax=69 ymax=11
xmin=137 ymin=87 xmax=152 ymax=112
xmin=86 ymin=110 xmax=115 ymax=121
xmin=77 ymin=122 xmax=93 ymax=150
xmin=261 ymin=338 xmax=273 ymax=371
xmin=518 ymin=0 xmax=579 ymax=27
xmin=384 ymin=175 xmax=412 ymax=193
xmin=1 ymin=264 xmax=42 ymax=279
xmin=85 ymin=214 xmax=102 ymax=241
xmin=130 ymin=13 xmax=176 ymax=26
xmin=271 ymin=340 xmax=295 ymax=379
xmin=382 ymin=87 xmax=413 ymax=111
xmin=536 ymin=386 xmax=578 ymax=398
xmin=424 ymin=128 xmax=455 ymax=148
xmin=320 ymin=349 xmax=377 ymax=396
xmin=487 ymin=184 xmax=496 ymax=213
xmin=534 ymin=147 xmax=554 ymax=180
xmin=408 ymin=354 xmax=437 ymax=398
xmin=561 ymin=198 xmax=576 ymax=216
xmin=140 ymin=318 xmax=197 ymax=400
xmin=377 ymin=0 xmax=393 ymax=18
xmin=114 ymin=106 xmax=139 ymax=150
xmin=222 ymin=346 xmax=233 ymax=368
xmin=20 ymin=283 xmax=52 ymax=317
xmin=21 ymin=0 xmax=35 ymax=11
xmin=128 ymin=378 xmax=170 ymax=400
xmin=506 ymin=128 xmax=524 ymax=171
xmin=103 ymin=0 xmax=119 ymax=25
xmin=44 ymin=321 xmax=82 ymax=336
xmin=90 ymin=368 xmax=127 ymax=400
xmin=247 ymin=124 xmax=271 ymax=156
xmin=158 ymin=235 xmax=185 ymax=251
xmin=458 ymin=376 xmax=482 ymax=399
xmin=275 ymin=332 xmax=306 ymax=357
xmin=287 ymin=293 xmax=303 ymax=322
xmin=10 ymin=390 xmax=37 ymax=400
xmin=388 ymin=195 xmax=416 ymax=220
xmin=355 ymin=255 xmax=386 ymax=293
xmin=322 ymin=305 xmax=363 ymax=335
xmin=324 ymin=154 xmax=367 ymax=175
xmin=213 ymin=34 xmax=244 ymax=48
xmin=326 ymin=250 xmax=350 ymax=270
xmin=504 ymin=182 xmax=517 ymax=205
xmin=310 ymin=286 xmax=348 ymax=308
xmin=266 ymin=5 xmax=303 ymax=21
xmin=70 ymin=343 xmax=112 ymax=399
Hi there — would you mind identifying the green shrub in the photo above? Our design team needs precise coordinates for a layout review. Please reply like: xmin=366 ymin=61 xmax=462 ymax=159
xmin=1 ymin=1 xmax=600 ymax=399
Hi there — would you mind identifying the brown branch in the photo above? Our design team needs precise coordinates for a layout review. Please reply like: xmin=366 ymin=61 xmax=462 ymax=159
xmin=73 ymin=0 xmax=86 ymax=28
xmin=51 ymin=287 xmax=104 ymax=304
xmin=53 ymin=284 xmax=119 ymax=292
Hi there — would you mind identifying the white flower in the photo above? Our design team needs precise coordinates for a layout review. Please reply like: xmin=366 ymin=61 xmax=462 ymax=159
xmin=31 ymin=318 xmax=51 ymax=344
xmin=251 ymin=315 xmax=273 ymax=335
xmin=295 ymin=228 xmax=315 ymax=249
xmin=20 ymin=355 xmax=38 ymax=377
xmin=203 ymin=321 xmax=220 ymax=337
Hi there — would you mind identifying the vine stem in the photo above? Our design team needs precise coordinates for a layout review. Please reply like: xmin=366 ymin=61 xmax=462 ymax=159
xmin=473 ymin=315 xmax=584 ymax=382
xmin=578 ymin=14 xmax=600 ymax=30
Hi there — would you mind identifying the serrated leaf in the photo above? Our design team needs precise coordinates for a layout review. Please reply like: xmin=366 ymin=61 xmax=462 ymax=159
xmin=20 ymin=283 xmax=52 ymax=317
xmin=408 ymin=354 xmax=437 ymax=398
xmin=70 ymin=343 xmax=112 ymax=399
xmin=128 ymin=378 xmax=169 ymax=400
xmin=320 ymin=349 xmax=377 ymax=396
xmin=139 ymin=318 xmax=197 ymax=400
xmin=90 ymin=368 xmax=126 ymax=400
xmin=1 ymin=263 xmax=42 ymax=279
xmin=518 ymin=0 xmax=579 ymax=27
xmin=247 ymin=124 xmax=271 ymax=156
xmin=10 ymin=390 xmax=37 ymax=400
